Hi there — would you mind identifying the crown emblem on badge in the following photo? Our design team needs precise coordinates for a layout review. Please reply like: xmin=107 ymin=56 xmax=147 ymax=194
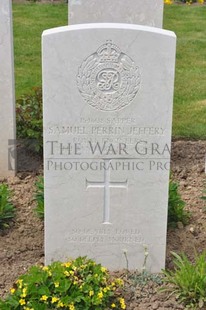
xmin=77 ymin=40 xmax=141 ymax=112
xmin=97 ymin=40 xmax=121 ymax=63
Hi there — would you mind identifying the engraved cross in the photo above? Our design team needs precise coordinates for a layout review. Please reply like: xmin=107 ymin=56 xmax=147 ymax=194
xmin=86 ymin=160 xmax=128 ymax=224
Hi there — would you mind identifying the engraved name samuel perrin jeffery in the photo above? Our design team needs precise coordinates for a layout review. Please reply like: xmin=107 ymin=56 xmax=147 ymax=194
xmin=77 ymin=40 xmax=141 ymax=112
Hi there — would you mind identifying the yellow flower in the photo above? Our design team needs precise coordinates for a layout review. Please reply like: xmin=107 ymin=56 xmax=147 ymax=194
xmin=17 ymin=279 xmax=23 ymax=284
xmin=10 ymin=288 xmax=15 ymax=294
xmin=54 ymin=281 xmax=60 ymax=288
xmin=16 ymin=279 xmax=23 ymax=289
xmin=111 ymin=303 xmax=116 ymax=308
xmin=19 ymin=299 xmax=26 ymax=305
xmin=119 ymin=297 xmax=126 ymax=309
xmin=40 ymin=295 xmax=48 ymax=301
xmin=64 ymin=270 xmax=69 ymax=276
xmin=51 ymin=296 xmax=59 ymax=303
xmin=21 ymin=287 xmax=27 ymax=298
xmin=69 ymin=270 xmax=74 ymax=275
xmin=64 ymin=261 xmax=71 ymax=268
xmin=69 ymin=303 xmax=75 ymax=310
xmin=42 ymin=266 xmax=52 ymax=276
xmin=103 ymin=287 xmax=108 ymax=293
xmin=101 ymin=267 xmax=107 ymax=273
xmin=89 ymin=290 xmax=94 ymax=296
xmin=23 ymin=287 xmax=27 ymax=293
xmin=57 ymin=301 xmax=64 ymax=308
xmin=116 ymin=278 xmax=124 ymax=286
xmin=97 ymin=291 xmax=103 ymax=299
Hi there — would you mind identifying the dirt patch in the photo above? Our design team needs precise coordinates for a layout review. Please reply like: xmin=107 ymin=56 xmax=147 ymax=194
xmin=0 ymin=140 xmax=205 ymax=309
xmin=167 ymin=141 xmax=206 ymax=266
xmin=0 ymin=146 xmax=43 ymax=299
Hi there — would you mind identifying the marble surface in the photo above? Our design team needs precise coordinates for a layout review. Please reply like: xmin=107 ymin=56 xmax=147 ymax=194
xmin=69 ymin=0 xmax=163 ymax=28
xmin=43 ymin=23 xmax=176 ymax=271
xmin=0 ymin=0 xmax=16 ymax=177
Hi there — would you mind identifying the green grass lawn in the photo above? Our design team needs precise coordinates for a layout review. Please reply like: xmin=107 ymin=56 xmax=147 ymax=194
xmin=13 ymin=3 xmax=206 ymax=139
xmin=164 ymin=4 xmax=206 ymax=139
xmin=13 ymin=3 xmax=68 ymax=98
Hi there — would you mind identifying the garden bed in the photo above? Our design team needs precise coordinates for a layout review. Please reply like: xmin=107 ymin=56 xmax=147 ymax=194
xmin=0 ymin=140 xmax=205 ymax=309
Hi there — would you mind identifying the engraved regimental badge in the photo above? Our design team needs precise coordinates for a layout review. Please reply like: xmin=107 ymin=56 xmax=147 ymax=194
xmin=77 ymin=40 xmax=141 ymax=112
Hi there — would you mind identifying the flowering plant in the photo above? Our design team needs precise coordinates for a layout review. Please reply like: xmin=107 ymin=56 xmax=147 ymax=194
xmin=164 ymin=0 xmax=205 ymax=4
xmin=164 ymin=0 xmax=173 ymax=4
xmin=0 ymin=257 xmax=126 ymax=309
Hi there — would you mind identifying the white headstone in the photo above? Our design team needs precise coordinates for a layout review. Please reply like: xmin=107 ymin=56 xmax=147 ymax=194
xmin=43 ymin=23 xmax=176 ymax=272
xmin=69 ymin=0 xmax=164 ymax=28
xmin=0 ymin=0 xmax=16 ymax=177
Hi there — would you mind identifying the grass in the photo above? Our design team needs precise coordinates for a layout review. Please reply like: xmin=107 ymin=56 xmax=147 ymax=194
xmin=13 ymin=3 xmax=206 ymax=139
xmin=163 ymin=251 xmax=206 ymax=309
xmin=164 ymin=4 xmax=206 ymax=138
xmin=0 ymin=184 xmax=15 ymax=230
xmin=12 ymin=3 xmax=68 ymax=98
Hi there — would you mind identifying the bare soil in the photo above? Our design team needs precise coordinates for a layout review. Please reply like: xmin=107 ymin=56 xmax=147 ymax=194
xmin=0 ymin=140 xmax=205 ymax=309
